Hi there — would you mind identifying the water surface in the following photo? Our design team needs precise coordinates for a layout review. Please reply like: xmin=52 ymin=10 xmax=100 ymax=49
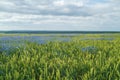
xmin=0 ymin=34 xmax=115 ymax=53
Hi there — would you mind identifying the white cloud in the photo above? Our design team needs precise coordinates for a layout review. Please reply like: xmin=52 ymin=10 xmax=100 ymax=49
xmin=0 ymin=1 xmax=15 ymax=6
xmin=0 ymin=0 xmax=120 ymax=31
xmin=53 ymin=0 xmax=65 ymax=6
xmin=53 ymin=0 xmax=86 ymax=7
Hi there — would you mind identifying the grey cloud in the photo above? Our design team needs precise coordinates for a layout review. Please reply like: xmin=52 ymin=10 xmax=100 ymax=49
xmin=0 ymin=0 xmax=120 ymax=31
xmin=0 ymin=0 xmax=119 ymax=17
xmin=0 ymin=0 xmax=92 ymax=16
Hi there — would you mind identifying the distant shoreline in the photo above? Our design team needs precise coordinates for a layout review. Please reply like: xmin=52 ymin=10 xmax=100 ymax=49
xmin=0 ymin=31 xmax=120 ymax=34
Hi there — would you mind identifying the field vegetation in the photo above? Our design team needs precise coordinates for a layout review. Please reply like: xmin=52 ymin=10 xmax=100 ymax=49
xmin=0 ymin=34 xmax=120 ymax=80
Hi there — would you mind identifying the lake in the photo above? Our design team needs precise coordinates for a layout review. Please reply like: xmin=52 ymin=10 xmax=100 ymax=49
xmin=0 ymin=33 xmax=116 ymax=53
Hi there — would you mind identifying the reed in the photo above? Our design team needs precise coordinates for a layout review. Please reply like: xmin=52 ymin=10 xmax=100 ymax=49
xmin=0 ymin=34 xmax=120 ymax=80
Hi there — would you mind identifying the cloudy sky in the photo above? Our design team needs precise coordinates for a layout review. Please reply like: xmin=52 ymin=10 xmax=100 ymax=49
xmin=0 ymin=0 xmax=120 ymax=31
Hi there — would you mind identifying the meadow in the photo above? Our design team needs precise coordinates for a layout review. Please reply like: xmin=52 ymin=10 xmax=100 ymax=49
xmin=0 ymin=33 xmax=120 ymax=80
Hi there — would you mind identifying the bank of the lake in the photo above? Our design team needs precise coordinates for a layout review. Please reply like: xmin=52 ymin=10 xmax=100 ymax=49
xmin=0 ymin=33 xmax=120 ymax=80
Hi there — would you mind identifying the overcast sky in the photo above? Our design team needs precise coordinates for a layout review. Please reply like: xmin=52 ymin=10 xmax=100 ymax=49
xmin=0 ymin=0 xmax=120 ymax=31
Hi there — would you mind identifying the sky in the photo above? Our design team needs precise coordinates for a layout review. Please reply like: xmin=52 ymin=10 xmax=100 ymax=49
xmin=0 ymin=0 xmax=120 ymax=31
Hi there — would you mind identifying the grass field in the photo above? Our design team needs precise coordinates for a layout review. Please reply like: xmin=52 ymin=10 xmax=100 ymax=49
xmin=0 ymin=34 xmax=120 ymax=80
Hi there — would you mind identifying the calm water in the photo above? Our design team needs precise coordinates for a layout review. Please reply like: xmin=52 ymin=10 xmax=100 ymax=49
xmin=0 ymin=34 xmax=114 ymax=53
xmin=0 ymin=36 xmax=71 ymax=53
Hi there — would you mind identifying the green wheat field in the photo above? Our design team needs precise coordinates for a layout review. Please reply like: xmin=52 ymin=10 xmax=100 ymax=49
xmin=0 ymin=33 xmax=120 ymax=80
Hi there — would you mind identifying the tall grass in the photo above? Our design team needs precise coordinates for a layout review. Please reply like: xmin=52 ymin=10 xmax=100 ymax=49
xmin=0 ymin=34 xmax=120 ymax=80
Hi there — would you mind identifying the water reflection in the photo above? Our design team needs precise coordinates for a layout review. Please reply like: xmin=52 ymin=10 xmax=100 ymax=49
xmin=81 ymin=37 xmax=114 ymax=40
xmin=0 ymin=36 xmax=71 ymax=53
xmin=82 ymin=46 xmax=97 ymax=54
xmin=0 ymin=35 xmax=114 ymax=53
